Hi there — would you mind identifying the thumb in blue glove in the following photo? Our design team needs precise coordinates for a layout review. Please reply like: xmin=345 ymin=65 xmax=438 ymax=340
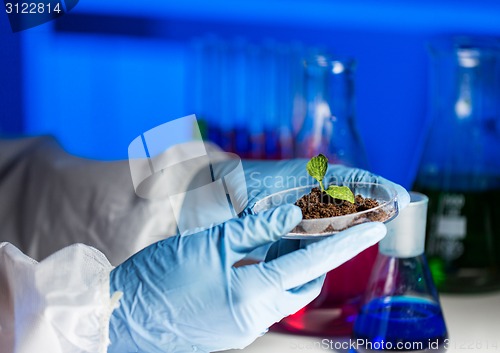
xmin=108 ymin=205 xmax=386 ymax=353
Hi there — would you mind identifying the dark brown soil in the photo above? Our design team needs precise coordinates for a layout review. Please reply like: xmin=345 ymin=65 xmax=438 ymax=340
xmin=295 ymin=187 xmax=382 ymax=220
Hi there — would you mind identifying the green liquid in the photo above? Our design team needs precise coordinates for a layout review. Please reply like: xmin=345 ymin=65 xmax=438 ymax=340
xmin=414 ymin=186 xmax=500 ymax=292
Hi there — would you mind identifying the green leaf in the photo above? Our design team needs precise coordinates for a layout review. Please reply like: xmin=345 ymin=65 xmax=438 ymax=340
xmin=306 ymin=154 xmax=328 ymax=191
xmin=325 ymin=185 xmax=355 ymax=204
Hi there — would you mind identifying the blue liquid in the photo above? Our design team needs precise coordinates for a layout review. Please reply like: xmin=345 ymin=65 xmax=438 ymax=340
xmin=353 ymin=296 xmax=447 ymax=352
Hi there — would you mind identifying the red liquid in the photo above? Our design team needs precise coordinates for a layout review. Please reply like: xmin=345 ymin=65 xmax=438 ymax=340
xmin=272 ymin=244 xmax=378 ymax=336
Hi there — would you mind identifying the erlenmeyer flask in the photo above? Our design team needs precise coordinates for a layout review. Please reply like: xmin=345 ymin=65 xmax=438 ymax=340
xmin=277 ymin=54 xmax=373 ymax=336
xmin=414 ymin=37 xmax=500 ymax=293
xmin=295 ymin=54 xmax=368 ymax=167
xmin=352 ymin=193 xmax=448 ymax=353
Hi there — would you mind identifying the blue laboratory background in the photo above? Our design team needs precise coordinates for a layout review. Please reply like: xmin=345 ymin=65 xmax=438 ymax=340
xmin=2 ymin=0 xmax=500 ymax=189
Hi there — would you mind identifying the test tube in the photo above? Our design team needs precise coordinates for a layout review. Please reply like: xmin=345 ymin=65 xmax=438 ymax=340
xmin=246 ymin=44 xmax=265 ymax=159
xmin=232 ymin=38 xmax=251 ymax=158
xmin=218 ymin=41 xmax=235 ymax=153
xmin=187 ymin=38 xmax=206 ymax=138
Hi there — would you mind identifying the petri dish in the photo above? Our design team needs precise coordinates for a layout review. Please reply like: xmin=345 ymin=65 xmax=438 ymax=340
xmin=253 ymin=182 xmax=398 ymax=239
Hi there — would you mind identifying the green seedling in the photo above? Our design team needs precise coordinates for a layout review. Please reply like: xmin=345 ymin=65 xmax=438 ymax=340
xmin=306 ymin=154 xmax=355 ymax=204
xmin=306 ymin=154 xmax=328 ymax=191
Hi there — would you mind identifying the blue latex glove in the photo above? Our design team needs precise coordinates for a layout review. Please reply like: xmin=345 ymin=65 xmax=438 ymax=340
xmin=108 ymin=205 xmax=387 ymax=353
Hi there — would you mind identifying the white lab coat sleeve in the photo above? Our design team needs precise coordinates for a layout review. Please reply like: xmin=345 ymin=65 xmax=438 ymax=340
xmin=0 ymin=136 xmax=178 ymax=266
xmin=0 ymin=136 xmax=224 ymax=265
xmin=0 ymin=242 xmax=121 ymax=353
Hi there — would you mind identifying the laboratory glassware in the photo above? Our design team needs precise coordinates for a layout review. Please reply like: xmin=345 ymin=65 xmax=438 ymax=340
xmin=190 ymin=37 xmax=301 ymax=159
xmin=414 ymin=37 xmax=500 ymax=293
xmin=190 ymin=36 xmax=226 ymax=148
xmin=352 ymin=192 xmax=448 ymax=353
xmin=295 ymin=54 xmax=368 ymax=167
xmin=276 ymin=54 xmax=373 ymax=336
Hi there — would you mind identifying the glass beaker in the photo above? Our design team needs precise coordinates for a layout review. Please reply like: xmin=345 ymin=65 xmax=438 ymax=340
xmin=352 ymin=192 xmax=448 ymax=353
xmin=276 ymin=54 xmax=373 ymax=336
xmin=414 ymin=37 xmax=500 ymax=293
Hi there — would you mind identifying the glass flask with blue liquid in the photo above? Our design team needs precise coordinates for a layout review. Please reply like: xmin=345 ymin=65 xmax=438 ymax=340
xmin=352 ymin=192 xmax=448 ymax=352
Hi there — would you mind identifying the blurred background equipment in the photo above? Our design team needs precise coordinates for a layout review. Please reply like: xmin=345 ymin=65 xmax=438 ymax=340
xmin=2 ymin=0 xmax=457 ymax=189
xmin=295 ymin=55 xmax=367 ymax=168
xmin=1 ymin=0 xmax=500 ymax=346
xmin=188 ymin=37 xmax=302 ymax=160
xmin=414 ymin=36 xmax=500 ymax=293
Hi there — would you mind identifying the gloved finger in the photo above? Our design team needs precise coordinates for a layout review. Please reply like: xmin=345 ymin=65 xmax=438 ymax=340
xmin=240 ymin=160 xmax=311 ymax=218
xmin=238 ymin=189 xmax=266 ymax=218
xmin=378 ymin=176 xmax=410 ymax=210
xmin=223 ymin=204 xmax=302 ymax=261
xmin=263 ymin=222 xmax=386 ymax=291
xmin=276 ymin=275 xmax=326 ymax=317
xmin=243 ymin=159 xmax=310 ymax=196
xmin=264 ymin=238 xmax=302 ymax=262
xmin=326 ymin=165 xmax=377 ymax=184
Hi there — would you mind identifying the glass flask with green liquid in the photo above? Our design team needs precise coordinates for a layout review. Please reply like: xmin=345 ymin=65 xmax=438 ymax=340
xmin=414 ymin=37 xmax=500 ymax=292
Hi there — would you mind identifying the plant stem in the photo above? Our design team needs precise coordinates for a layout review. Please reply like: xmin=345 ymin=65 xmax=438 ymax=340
xmin=319 ymin=180 xmax=325 ymax=192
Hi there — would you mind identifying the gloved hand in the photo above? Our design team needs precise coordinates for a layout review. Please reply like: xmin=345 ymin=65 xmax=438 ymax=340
xmin=108 ymin=205 xmax=387 ymax=353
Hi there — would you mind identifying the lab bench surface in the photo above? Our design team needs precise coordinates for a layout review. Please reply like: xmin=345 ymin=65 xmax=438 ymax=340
xmin=222 ymin=292 xmax=500 ymax=353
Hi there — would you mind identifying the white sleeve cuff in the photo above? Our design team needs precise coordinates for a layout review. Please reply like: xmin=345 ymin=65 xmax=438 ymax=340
xmin=0 ymin=242 xmax=121 ymax=353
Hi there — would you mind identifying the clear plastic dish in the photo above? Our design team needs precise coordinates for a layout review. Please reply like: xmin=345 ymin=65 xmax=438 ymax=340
xmin=253 ymin=182 xmax=398 ymax=239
